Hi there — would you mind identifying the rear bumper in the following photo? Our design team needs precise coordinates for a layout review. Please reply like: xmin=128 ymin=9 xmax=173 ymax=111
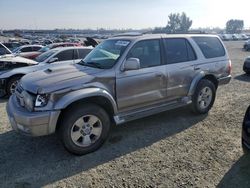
xmin=218 ymin=75 xmax=231 ymax=85
xmin=6 ymin=95 xmax=60 ymax=136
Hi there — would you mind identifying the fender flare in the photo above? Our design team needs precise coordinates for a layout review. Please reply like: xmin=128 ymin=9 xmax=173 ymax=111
xmin=188 ymin=71 xmax=206 ymax=96
xmin=53 ymin=88 xmax=118 ymax=114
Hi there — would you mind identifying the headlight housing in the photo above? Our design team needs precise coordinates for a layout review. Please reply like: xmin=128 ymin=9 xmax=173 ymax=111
xmin=22 ymin=91 xmax=35 ymax=111
xmin=35 ymin=94 xmax=49 ymax=107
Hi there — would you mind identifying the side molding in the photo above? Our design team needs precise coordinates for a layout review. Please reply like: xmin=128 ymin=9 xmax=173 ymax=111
xmin=53 ymin=88 xmax=118 ymax=114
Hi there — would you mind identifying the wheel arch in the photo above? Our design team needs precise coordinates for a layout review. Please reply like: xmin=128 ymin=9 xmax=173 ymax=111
xmin=54 ymin=88 xmax=117 ymax=131
xmin=188 ymin=72 xmax=218 ymax=96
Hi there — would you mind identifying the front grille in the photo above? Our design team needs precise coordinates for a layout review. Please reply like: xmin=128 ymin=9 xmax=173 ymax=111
xmin=16 ymin=84 xmax=24 ymax=94
xmin=15 ymin=84 xmax=25 ymax=107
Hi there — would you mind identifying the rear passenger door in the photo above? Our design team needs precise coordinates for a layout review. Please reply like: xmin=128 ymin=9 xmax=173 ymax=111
xmin=163 ymin=38 xmax=197 ymax=100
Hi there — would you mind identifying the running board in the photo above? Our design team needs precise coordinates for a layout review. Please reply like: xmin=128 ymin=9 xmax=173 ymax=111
xmin=114 ymin=97 xmax=192 ymax=125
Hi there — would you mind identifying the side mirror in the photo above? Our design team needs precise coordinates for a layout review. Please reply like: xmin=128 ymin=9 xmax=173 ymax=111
xmin=48 ymin=57 xmax=58 ymax=63
xmin=123 ymin=58 xmax=140 ymax=71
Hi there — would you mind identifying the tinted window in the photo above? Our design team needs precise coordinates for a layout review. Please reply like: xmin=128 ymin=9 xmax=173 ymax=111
xmin=192 ymin=37 xmax=225 ymax=58
xmin=32 ymin=46 xmax=41 ymax=51
xmin=77 ymin=49 xmax=91 ymax=59
xmin=21 ymin=47 xmax=32 ymax=52
xmin=0 ymin=45 xmax=11 ymax=55
xmin=54 ymin=49 xmax=74 ymax=61
xmin=127 ymin=40 xmax=161 ymax=68
xmin=35 ymin=49 xmax=58 ymax=63
xmin=164 ymin=38 xmax=196 ymax=64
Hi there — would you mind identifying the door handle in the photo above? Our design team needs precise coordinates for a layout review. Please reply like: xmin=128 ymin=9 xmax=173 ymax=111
xmin=155 ymin=73 xmax=163 ymax=77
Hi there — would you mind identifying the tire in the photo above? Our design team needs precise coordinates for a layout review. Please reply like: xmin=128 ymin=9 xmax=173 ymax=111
xmin=7 ymin=76 xmax=22 ymax=96
xmin=59 ymin=103 xmax=110 ymax=155
xmin=192 ymin=79 xmax=216 ymax=114
xmin=242 ymin=141 xmax=250 ymax=155
xmin=244 ymin=71 xmax=250 ymax=75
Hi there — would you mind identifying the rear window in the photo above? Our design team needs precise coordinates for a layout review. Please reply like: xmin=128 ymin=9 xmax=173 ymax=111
xmin=192 ymin=37 xmax=225 ymax=58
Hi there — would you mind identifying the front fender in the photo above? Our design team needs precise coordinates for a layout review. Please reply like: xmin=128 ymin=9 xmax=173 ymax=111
xmin=53 ymin=88 xmax=118 ymax=114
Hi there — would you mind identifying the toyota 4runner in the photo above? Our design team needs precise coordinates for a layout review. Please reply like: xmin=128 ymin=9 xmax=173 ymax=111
xmin=7 ymin=34 xmax=231 ymax=155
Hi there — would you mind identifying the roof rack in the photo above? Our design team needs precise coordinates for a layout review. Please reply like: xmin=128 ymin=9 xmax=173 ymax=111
xmin=112 ymin=32 xmax=143 ymax=37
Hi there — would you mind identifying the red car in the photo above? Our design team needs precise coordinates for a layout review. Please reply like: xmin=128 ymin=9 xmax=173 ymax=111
xmin=20 ymin=42 xmax=82 ymax=60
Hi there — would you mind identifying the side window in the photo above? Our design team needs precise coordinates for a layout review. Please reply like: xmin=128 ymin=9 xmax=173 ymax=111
xmin=32 ymin=46 xmax=41 ymax=51
xmin=54 ymin=49 xmax=74 ymax=61
xmin=127 ymin=40 xmax=161 ymax=68
xmin=164 ymin=38 xmax=196 ymax=64
xmin=21 ymin=47 xmax=32 ymax=52
xmin=77 ymin=49 xmax=91 ymax=59
xmin=192 ymin=37 xmax=225 ymax=58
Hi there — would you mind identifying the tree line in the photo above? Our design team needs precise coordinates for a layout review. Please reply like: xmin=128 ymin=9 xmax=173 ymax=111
xmin=155 ymin=12 xmax=245 ymax=34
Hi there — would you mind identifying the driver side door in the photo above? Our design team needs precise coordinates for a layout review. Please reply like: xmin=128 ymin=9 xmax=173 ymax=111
xmin=116 ymin=39 xmax=168 ymax=112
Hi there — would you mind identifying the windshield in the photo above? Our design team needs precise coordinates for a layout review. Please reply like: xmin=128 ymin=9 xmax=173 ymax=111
xmin=35 ymin=49 xmax=58 ymax=63
xmin=12 ymin=46 xmax=21 ymax=53
xmin=79 ymin=39 xmax=130 ymax=69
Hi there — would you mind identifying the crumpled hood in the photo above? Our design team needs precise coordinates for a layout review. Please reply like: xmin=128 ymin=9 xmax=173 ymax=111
xmin=21 ymin=64 xmax=103 ymax=94
xmin=0 ymin=55 xmax=38 ymax=64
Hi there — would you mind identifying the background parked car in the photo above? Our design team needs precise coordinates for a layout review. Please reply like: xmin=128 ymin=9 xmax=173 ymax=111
xmin=0 ymin=46 xmax=93 ymax=96
xmin=242 ymin=106 xmax=250 ymax=154
xmin=3 ymin=42 xmax=22 ymax=51
xmin=243 ymin=40 xmax=250 ymax=51
xmin=0 ymin=56 xmax=37 ymax=96
xmin=240 ymin=34 xmax=249 ymax=40
xmin=243 ymin=56 xmax=250 ymax=74
xmin=21 ymin=42 xmax=82 ymax=60
xmin=12 ymin=44 xmax=43 ymax=55
xmin=220 ymin=34 xmax=232 ymax=41
xmin=0 ymin=43 xmax=12 ymax=56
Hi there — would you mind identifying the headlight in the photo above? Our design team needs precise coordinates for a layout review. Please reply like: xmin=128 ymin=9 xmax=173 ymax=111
xmin=22 ymin=91 xmax=35 ymax=111
xmin=35 ymin=94 xmax=49 ymax=107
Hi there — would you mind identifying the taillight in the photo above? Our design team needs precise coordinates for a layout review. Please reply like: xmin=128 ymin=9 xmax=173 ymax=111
xmin=228 ymin=60 xmax=232 ymax=74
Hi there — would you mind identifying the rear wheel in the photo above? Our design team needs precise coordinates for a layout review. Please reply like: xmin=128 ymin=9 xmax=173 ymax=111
xmin=59 ymin=104 xmax=110 ymax=155
xmin=192 ymin=79 xmax=216 ymax=114
xmin=7 ymin=76 xmax=22 ymax=96
xmin=242 ymin=141 xmax=250 ymax=154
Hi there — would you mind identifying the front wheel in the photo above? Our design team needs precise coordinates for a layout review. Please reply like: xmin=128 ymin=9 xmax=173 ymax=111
xmin=59 ymin=104 xmax=110 ymax=155
xmin=192 ymin=79 xmax=216 ymax=114
xmin=7 ymin=76 xmax=22 ymax=96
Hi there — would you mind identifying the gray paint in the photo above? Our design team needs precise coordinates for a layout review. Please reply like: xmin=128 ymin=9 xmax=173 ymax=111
xmin=7 ymin=34 xmax=232 ymax=136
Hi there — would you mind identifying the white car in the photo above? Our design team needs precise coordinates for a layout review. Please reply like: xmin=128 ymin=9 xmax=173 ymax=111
xmin=0 ymin=42 xmax=12 ymax=57
xmin=0 ymin=46 xmax=93 ymax=96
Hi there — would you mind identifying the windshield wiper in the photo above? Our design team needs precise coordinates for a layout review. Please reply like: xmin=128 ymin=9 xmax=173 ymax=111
xmin=78 ymin=60 xmax=103 ymax=69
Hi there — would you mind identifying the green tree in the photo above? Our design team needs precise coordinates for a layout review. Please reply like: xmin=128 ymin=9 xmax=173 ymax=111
xmin=226 ymin=19 xmax=244 ymax=34
xmin=166 ymin=12 xmax=192 ymax=33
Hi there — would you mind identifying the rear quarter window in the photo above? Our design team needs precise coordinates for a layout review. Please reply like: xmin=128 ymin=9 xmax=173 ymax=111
xmin=192 ymin=37 xmax=225 ymax=58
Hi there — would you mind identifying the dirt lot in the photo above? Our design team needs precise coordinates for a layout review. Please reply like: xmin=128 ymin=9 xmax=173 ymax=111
xmin=0 ymin=41 xmax=250 ymax=188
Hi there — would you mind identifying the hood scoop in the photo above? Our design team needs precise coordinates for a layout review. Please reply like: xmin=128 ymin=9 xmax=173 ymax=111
xmin=46 ymin=68 xmax=53 ymax=73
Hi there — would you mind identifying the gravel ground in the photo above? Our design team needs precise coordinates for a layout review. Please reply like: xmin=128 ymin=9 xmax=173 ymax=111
xmin=0 ymin=41 xmax=250 ymax=188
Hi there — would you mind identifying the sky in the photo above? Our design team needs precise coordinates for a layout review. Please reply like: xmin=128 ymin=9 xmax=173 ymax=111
xmin=0 ymin=0 xmax=250 ymax=30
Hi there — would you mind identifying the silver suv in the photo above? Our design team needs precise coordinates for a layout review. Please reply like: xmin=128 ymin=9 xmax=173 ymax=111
xmin=7 ymin=34 xmax=231 ymax=155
